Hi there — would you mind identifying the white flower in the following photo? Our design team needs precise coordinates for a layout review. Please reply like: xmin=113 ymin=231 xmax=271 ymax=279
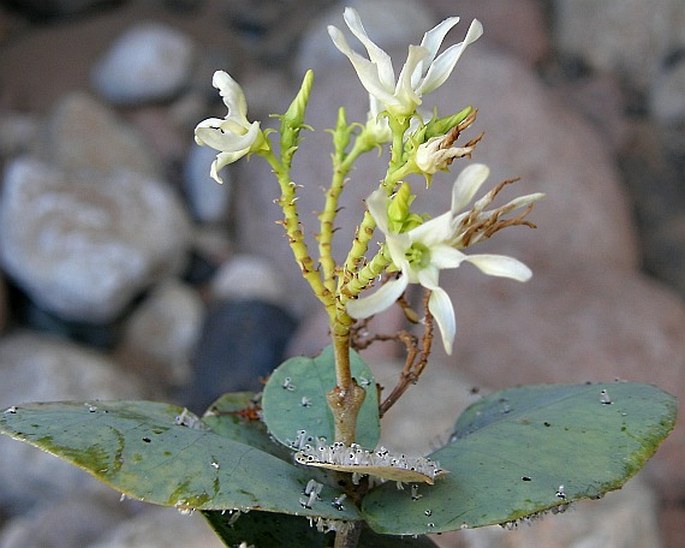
xmin=364 ymin=94 xmax=392 ymax=143
xmin=347 ymin=164 xmax=542 ymax=354
xmin=415 ymin=135 xmax=475 ymax=174
xmin=328 ymin=8 xmax=483 ymax=118
xmin=194 ymin=71 xmax=262 ymax=184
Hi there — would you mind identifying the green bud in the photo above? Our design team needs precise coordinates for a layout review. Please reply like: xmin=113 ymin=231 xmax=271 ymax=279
xmin=424 ymin=105 xmax=473 ymax=141
xmin=332 ymin=107 xmax=353 ymax=157
xmin=387 ymin=182 xmax=423 ymax=233
xmin=279 ymin=70 xmax=314 ymax=166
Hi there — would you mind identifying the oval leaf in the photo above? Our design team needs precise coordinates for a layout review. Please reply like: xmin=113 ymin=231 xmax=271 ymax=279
xmin=361 ymin=382 xmax=676 ymax=535
xmin=0 ymin=400 xmax=360 ymax=521
xmin=261 ymin=346 xmax=380 ymax=450
xmin=203 ymin=510 xmax=438 ymax=547
xmin=201 ymin=392 xmax=291 ymax=460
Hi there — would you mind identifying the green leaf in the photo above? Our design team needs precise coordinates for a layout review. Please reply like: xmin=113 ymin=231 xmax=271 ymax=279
xmin=361 ymin=382 xmax=677 ymax=535
xmin=203 ymin=509 xmax=438 ymax=547
xmin=201 ymin=392 xmax=290 ymax=460
xmin=261 ymin=346 xmax=380 ymax=450
xmin=0 ymin=400 xmax=360 ymax=521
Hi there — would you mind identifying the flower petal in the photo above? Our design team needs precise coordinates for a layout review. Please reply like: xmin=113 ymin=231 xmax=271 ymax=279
xmin=428 ymin=287 xmax=456 ymax=355
xmin=342 ymin=8 xmax=396 ymax=90
xmin=395 ymin=45 xmax=429 ymax=112
xmin=464 ymin=253 xmax=533 ymax=281
xmin=366 ymin=188 xmax=392 ymax=235
xmin=428 ymin=244 xmax=467 ymax=269
xmin=419 ymin=16 xmax=461 ymax=67
xmin=212 ymin=71 xmax=248 ymax=118
xmin=327 ymin=25 xmax=397 ymax=106
xmin=194 ymin=121 xmax=261 ymax=153
xmin=418 ymin=19 xmax=483 ymax=95
xmin=346 ymin=276 xmax=409 ymax=319
xmin=408 ymin=211 xmax=453 ymax=246
xmin=451 ymin=163 xmax=490 ymax=212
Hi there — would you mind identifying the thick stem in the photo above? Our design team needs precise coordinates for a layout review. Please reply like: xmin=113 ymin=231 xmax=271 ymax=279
xmin=327 ymin=322 xmax=366 ymax=445
xmin=334 ymin=521 xmax=363 ymax=548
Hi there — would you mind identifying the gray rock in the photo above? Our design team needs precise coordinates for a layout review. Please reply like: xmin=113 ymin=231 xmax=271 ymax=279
xmin=0 ymin=490 xmax=131 ymax=548
xmin=91 ymin=22 xmax=195 ymax=105
xmin=295 ymin=0 xmax=435 ymax=76
xmin=552 ymin=0 xmax=673 ymax=90
xmin=0 ymin=112 xmax=38 ymax=158
xmin=650 ymin=58 xmax=685 ymax=125
xmin=183 ymin=144 xmax=232 ymax=223
xmin=0 ymin=331 xmax=144 ymax=513
xmin=187 ymin=300 xmax=298 ymax=412
xmin=46 ymin=92 xmax=160 ymax=178
xmin=116 ymin=280 xmax=204 ymax=390
xmin=88 ymin=506 xmax=223 ymax=548
xmin=209 ymin=255 xmax=285 ymax=306
xmin=0 ymin=157 xmax=191 ymax=323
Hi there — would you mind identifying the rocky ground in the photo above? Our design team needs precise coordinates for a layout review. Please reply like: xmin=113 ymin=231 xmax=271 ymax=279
xmin=0 ymin=0 xmax=684 ymax=546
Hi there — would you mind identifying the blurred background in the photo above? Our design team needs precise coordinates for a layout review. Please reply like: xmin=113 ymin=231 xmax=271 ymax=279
xmin=0 ymin=0 xmax=683 ymax=546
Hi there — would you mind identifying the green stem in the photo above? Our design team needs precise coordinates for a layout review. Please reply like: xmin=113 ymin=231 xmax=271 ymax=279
xmin=318 ymin=139 xmax=368 ymax=294
xmin=327 ymin=307 xmax=366 ymax=445
xmin=264 ymin=152 xmax=334 ymax=313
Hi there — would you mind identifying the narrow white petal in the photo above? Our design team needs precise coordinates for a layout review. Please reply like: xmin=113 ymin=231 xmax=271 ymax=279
xmin=464 ymin=254 xmax=533 ymax=281
xmin=416 ymin=265 xmax=440 ymax=290
xmin=347 ymin=277 xmax=409 ymax=319
xmin=194 ymin=121 xmax=261 ymax=153
xmin=342 ymin=8 xmax=396 ymax=90
xmin=419 ymin=16 xmax=461 ymax=66
xmin=212 ymin=71 xmax=248 ymax=117
xmin=429 ymin=245 xmax=467 ymax=269
xmin=365 ymin=189 xmax=392 ymax=235
xmin=428 ymin=287 xmax=456 ymax=355
xmin=451 ymin=163 xmax=490 ymax=212
xmin=395 ymin=45 xmax=428 ymax=112
xmin=210 ymin=151 xmax=243 ymax=184
xmin=409 ymin=211 xmax=453 ymax=246
xmin=328 ymin=26 xmax=397 ymax=106
xmin=495 ymin=192 xmax=546 ymax=214
xmin=418 ymin=19 xmax=483 ymax=95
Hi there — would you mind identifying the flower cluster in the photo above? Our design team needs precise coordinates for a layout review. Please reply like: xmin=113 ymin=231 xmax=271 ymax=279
xmin=347 ymin=164 xmax=543 ymax=354
xmin=328 ymin=7 xmax=483 ymax=118
xmin=194 ymin=70 xmax=265 ymax=184
xmin=193 ymin=6 xmax=542 ymax=361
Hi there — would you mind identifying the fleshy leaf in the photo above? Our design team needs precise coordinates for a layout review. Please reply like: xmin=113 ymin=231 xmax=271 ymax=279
xmin=0 ymin=400 xmax=360 ymax=521
xmin=201 ymin=391 xmax=290 ymax=460
xmin=261 ymin=346 xmax=380 ymax=450
xmin=361 ymin=382 xmax=676 ymax=535
xmin=203 ymin=509 xmax=438 ymax=547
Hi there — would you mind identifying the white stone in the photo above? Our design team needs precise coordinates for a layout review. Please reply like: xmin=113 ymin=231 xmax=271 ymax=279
xmin=117 ymin=280 xmax=204 ymax=388
xmin=650 ymin=60 xmax=685 ymax=125
xmin=552 ymin=0 xmax=672 ymax=90
xmin=91 ymin=22 xmax=195 ymax=105
xmin=0 ymin=157 xmax=191 ymax=323
xmin=210 ymin=254 xmax=285 ymax=306
xmin=46 ymin=92 xmax=160 ymax=177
